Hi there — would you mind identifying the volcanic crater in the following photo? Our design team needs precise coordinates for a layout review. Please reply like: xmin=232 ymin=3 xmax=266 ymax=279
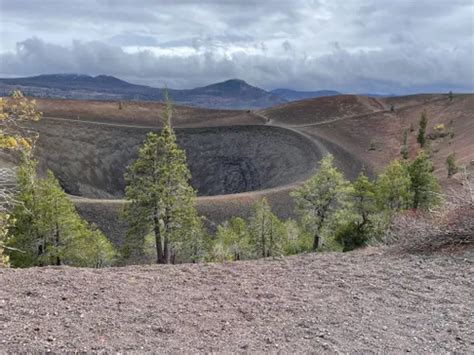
xmin=31 ymin=119 xmax=323 ymax=198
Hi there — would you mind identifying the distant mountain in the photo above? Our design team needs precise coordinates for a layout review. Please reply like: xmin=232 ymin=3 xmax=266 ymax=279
xmin=0 ymin=74 xmax=148 ymax=91
xmin=193 ymin=79 xmax=269 ymax=97
xmin=271 ymin=88 xmax=341 ymax=101
xmin=0 ymin=74 xmax=285 ymax=110
xmin=180 ymin=79 xmax=286 ymax=109
xmin=358 ymin=93 xmax=398 ymax=98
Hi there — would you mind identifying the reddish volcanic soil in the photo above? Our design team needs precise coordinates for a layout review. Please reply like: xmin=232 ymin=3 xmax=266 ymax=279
xmin=1 ymin=249 xmax=473 ymax=353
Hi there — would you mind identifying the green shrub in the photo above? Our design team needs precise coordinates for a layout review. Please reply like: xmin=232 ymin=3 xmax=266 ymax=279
xmin=335 ymin=222 xmax=368 ymax=252
xmin=446 ymin=153 xmax=458 ymax=178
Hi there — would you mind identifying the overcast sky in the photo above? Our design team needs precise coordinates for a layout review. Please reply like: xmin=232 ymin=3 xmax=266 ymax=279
xmin=0 ymin=0 xmax=473 ymax=93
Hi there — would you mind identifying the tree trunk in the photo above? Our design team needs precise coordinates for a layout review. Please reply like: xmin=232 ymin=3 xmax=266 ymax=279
xmin=163 ymin=215 xmax=170 ymax=264
xmin=54 ymin=224 xmax=61 ymax=266
xmin=312 ymin=233 xmax=320 ymax=251
xmin=164 ymin=235 xmax=170 ymax=264
xmin=154 ymin=216 xmax=165 ymax=264
xmin=413 ymin=193 xmax=419 ymax=210
xmin=37 ymin=242 xmax=44 ymax=266
xmin=313 ymin=217 xmax=325 ymax=252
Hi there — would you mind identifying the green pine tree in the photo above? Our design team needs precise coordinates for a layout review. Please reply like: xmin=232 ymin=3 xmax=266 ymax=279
xmin=350 ymin=173 xmax=378 ymax=227
xmin=417 ymin=111 xmax=428 ymax=148
xmin=375 ymin=159 xmax=413 ymax=211
xmin=249 ymin=198 xmax=285 ymax=258
xmin=408 ymin=151 xmax=441 ymax=209
xmin=171 ymin=216 xmax=206 ymax=264
xmin=291 ymin=154 xmax=350 ymax=251
xmin=400 ymin=129 xmax=409 ymax=160
xmin=123 ymin=97 xmax=202 ymax=264
xmin=211 ymin=217 xmax=251 ymax=261
xmin=336 ymin=173 xmax=379 ymax=251
xmin=6 ymin=156 xmax=116 ymax=267
xmin=281 ymin=219 xmax=312 ymax=255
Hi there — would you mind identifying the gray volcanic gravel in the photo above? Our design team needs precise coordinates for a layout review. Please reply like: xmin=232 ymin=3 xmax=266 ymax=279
xmin=0 ymin=249 xmax=473 ymax=353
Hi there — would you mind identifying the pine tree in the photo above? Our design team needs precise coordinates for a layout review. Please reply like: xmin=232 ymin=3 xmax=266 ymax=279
xmin=400 ymin=129 xmax=409 ymax=159
xmin=211 ymin=217 xmax=251 ymax=261
xmin=351 ymin=173 xmax=378 ymax=228
xmin=6 ymin=156 xmax=116 ymax=267
xmin=417 ymin=111 xmax=428 ymax=148
xmin=336 ymin=173 xmax=378 ymax=251
xmin=171 ymin=216 xmax=205 ymax=264
xmin=291 ymin=154 xmax=350 ymax=250
xmin=123 ymin=97 xmax=202 ymax=264
xmin=282 ymin=219 xmax=312 ymax=255
xmin=249 ymin=198 xmax=285 ymax=258
xmin=227 ymin=217 xmax=251 ymax=260
xmin=408 ymin=151 xmax=441 ymax=209
xmin=375 ymin=159 xmax=413 ymax=211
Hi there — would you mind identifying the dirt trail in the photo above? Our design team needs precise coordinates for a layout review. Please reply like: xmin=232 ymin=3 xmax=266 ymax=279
xmin=42 ymin=116 xmax=162 ymax=130
xmin=1 ymin=250 xmax=472 ymax=353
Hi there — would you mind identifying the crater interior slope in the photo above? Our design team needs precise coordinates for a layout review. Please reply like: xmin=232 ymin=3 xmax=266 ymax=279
xmin=4 ymin=94 xmax=473 ymax=245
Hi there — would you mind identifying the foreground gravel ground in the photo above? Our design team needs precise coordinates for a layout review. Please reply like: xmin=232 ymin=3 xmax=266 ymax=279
xmin=1 ymin=249 xmax=473 ymax=353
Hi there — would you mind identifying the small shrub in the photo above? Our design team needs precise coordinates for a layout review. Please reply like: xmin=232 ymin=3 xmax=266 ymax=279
xmin=428 ymin=123 xmax=448 ymax=140
xmin=448 ymin=128 xmax=455 ymax=139
xmin=446 ymin=153 xmax=458 ymax=178
xmin=384 ymin=203 xmax=473 ymax=253
xmin=335 ymin=222 xmax=368 ymax=252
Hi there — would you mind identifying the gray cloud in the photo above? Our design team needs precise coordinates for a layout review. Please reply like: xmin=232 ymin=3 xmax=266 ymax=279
xmin=0 ymin=0 xmax=473 ymax=93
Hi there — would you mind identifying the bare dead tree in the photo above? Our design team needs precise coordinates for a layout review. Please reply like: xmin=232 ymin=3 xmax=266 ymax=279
xmin=0 ymin=167 xmax=18 ymax=212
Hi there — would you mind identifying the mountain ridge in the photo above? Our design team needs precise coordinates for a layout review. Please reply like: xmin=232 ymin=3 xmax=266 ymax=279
xmin=0 ymin=74 xmax=288 ymax=109
xmin=0 ymin=74 xmax=350 ymax=109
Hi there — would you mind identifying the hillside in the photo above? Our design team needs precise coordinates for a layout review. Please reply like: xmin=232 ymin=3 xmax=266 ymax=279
xmin=1 ymin=250 xmax=472 ymax=353
xmin=261 ymin=95 xmax=387 ymax=125
xmin=262 ymin=93 xmax=474 ymax=177
xmin=0 ymin=74 xmax=142 ymax=91
xmin=0 ymin=75 xmax=286 ymax=109
xmin=32 ymin=97 xmax=264 ymax=127
xmin=271 ymin=88 xmax=341 ymax=101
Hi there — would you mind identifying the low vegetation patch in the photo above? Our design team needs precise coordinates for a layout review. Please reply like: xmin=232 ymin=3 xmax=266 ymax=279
xmin=384 ymin=203 xmax=473 ymax=253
